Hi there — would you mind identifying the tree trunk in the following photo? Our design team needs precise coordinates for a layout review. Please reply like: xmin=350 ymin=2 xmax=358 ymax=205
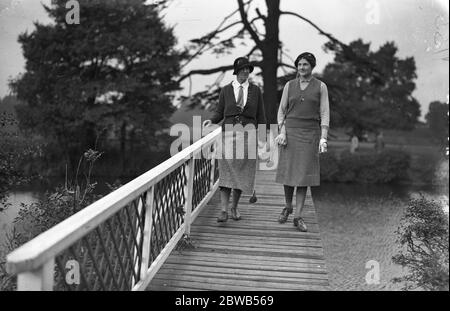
xmin=261 ymin=0 xmax=281 ymax=126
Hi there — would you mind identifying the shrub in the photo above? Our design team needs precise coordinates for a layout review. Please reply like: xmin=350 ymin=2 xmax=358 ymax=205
xmin=0 ymin=112 xmax=42 ymax=210
xmin=0 ymin=149 xmax=114 ymax=291
xmin=319 ymin=151 xmax=340 ymax=181
xmin=392 ymin=196 xmax=449 ymax=290
xmin=320 ymin=149 xmax=410 ymax=183
xmin=433 ymin=158 xmax=449 ymax=186
xmin=410 ymin=153 xmax=448 ymax=186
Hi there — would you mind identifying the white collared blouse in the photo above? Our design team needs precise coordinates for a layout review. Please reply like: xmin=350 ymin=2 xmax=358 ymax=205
xmin=231 ymin=79 xmax=250 ymax=108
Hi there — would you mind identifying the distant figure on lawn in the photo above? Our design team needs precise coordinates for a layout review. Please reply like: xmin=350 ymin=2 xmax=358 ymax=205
xmin=350 ymin=135 xmax=359 ymax=153
xmin=375 ymin=130 xmax=385 ymax=154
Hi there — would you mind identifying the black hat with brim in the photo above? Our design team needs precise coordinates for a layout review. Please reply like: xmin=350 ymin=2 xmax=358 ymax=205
xmin=233 ymin=57 xmax=254 ymax=75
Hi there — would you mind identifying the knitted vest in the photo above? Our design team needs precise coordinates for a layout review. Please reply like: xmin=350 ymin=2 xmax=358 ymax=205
xmin=285 ymin=77 xmax=321 ymax=128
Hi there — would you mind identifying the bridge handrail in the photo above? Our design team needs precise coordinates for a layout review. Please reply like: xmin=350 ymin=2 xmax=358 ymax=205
xmin=6 ymin=127 xmax=221 ymax=290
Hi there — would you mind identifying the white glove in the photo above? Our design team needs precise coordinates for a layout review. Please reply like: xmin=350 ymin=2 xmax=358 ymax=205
xmin=319 ymin=138 xmax=328 ymax=153
xmin=275 ymin=132 xmax=287 ymax=146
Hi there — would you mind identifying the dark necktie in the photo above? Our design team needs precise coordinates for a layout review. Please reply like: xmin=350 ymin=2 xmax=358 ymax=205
xmin=237 ymin=85 xmax=244 ymax=110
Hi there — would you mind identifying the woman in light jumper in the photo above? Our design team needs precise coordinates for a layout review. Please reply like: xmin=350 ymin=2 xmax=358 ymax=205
xmin=275 ymin=52 xmax=330 ymax=232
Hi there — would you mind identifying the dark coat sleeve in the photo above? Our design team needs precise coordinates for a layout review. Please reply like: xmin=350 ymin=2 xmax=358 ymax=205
xmin=210 ymin=88 xmax=225 ymax=124
xmin=256 ymin=87 xmax=266 ymax=127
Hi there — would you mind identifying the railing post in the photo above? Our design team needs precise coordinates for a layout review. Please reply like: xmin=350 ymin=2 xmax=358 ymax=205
xmin=184 ymin=155 xmax=195 ymax=236
xmin=17 ymin=258 xmax=54 ymax=291
xmin=209 ymin=141 xmax=216 ymax=190
xmin=140 ymin=186 xmax=154 ymax=281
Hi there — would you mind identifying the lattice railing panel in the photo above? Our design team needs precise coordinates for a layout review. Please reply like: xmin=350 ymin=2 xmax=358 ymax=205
xmin=7 ymin=127 xmax=224 ymax=292
xmin=53 ymin=193 xmax=147 ymax=291
xmin=149 ymin=163 xmax=187 ymax=266
xmin=192 ymin=156 xmax=212 ymax=210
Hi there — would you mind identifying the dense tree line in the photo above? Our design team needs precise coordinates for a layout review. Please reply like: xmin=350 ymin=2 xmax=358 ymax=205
xmin=10 ymin=0 xmax=184 ymax=174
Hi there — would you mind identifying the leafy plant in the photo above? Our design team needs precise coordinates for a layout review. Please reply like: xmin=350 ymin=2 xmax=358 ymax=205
xmin=425 ymin=101 xmax=449 ymax=152
xmin=0 ymin=149 xmax=112 ymax=291
xmin=0 ymin=111 xmax=42 ymax=211
xmin=392 ymin=196 xmax=449 ymax=291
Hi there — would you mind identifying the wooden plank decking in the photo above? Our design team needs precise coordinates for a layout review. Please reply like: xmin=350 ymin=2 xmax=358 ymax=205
xmin=147 ymin=170 xmax=329 ymax=291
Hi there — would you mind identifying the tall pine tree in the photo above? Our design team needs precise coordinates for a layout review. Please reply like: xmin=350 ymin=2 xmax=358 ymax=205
xmin=10 ymin=0 xmax=184 ymax=172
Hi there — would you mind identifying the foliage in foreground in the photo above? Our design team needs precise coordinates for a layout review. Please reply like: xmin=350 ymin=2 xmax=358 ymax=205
xmin=392 ymin=196 xmax=449 ymax=291
xmin=0 ymin=149 xmax=119 ymax=291
xmin=0 ymin=112 xmax=42 ymax=211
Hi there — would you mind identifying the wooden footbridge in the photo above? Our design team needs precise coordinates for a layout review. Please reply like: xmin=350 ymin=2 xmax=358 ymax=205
xmin=6 ymin=128 xmax=329 ymax=291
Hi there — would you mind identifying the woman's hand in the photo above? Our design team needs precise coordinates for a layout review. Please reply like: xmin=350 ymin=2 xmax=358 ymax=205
xmin=319 ymin=138 xmax=327 ymax=153
xmin=202 ymin=119 xmax=212 ymax=128
xmin=275 ymin=132 xmax=287 ymax=146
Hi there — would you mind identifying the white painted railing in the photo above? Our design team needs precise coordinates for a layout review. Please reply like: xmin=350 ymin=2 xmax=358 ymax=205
xmin=6 ymin=127 xmax=221 ymax=291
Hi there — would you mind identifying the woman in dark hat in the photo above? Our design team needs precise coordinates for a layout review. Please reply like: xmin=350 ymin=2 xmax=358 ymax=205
xmin=274 ymin=52 xmax=330 ymax=232
xmin=203 ymin=57 xmax=266 ymax=222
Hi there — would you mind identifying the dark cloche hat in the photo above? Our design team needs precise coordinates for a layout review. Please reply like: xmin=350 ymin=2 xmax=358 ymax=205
xmin=232 ymin=57 xmax=254 ymax=75
xmin=294 ymin=52 xmax=316 ymax=68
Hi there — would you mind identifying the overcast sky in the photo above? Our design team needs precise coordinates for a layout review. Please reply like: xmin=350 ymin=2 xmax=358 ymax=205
xmin=0 ymin=0 xmax=448 ymax=119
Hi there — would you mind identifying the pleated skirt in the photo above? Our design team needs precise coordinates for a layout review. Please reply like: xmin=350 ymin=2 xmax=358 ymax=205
xmin=275 ymin=123 xmax=321 ymax=187
xmin=217 ymin=128 xmax=257 ymax=194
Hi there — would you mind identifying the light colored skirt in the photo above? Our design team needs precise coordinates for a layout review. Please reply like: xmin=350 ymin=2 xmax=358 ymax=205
xmin=217 ymin=128 xmax=257 ymax=194
xmin=275 ymin=124 xmax=320 ymax=187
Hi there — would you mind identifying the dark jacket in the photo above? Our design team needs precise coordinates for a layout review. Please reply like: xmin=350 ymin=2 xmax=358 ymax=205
xmin=210 ymin=82 xmax=266 ymax=128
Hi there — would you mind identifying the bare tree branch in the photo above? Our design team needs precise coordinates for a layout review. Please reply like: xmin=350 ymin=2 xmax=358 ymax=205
xmin=280 ymin=10 xmax=382 ymax=73
xmin=178 ymin=61 xmax=263 ymax=83
xmin=193 ymin=15 xmax=264 ymax=58
xmin=278 ymin=62 xmax=296 ymax=70
xmin=251 ymin=21 xmax=265 ymax=39
xmin=246 ymin=45 xmax=260 ymax=58
xmin=255 ymin=8 xmax=267 ymax=23
xmin=201 ymin=27 xmax=246 ymax=55
xmin=237 ymin=0 xmax=263 ymax=49
xmin=178 ymin=65 xmax=234 ymax=83
xmin=180 ymin=0 xmax=254 ymax=70
xmin=181 ymin=25 xmax=239 ymax=70
xmin=177 ymin=60 xmax=296 ymax=83
xmin=280 ymin=10 xmax=349 ymax=49
xmin=278 ymin=46 xmax=288 ymax=75
xmin=281 ymin=49 xmax=295 ymax=64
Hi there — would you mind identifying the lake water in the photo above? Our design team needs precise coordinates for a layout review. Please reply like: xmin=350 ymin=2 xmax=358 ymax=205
xmin=0 ymin=178 xmax=119 ymax=248
xmin=312 ymin=182 xmax=448 ymax=291
xmin=1 ymin=182 xmax=448 ymax=291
